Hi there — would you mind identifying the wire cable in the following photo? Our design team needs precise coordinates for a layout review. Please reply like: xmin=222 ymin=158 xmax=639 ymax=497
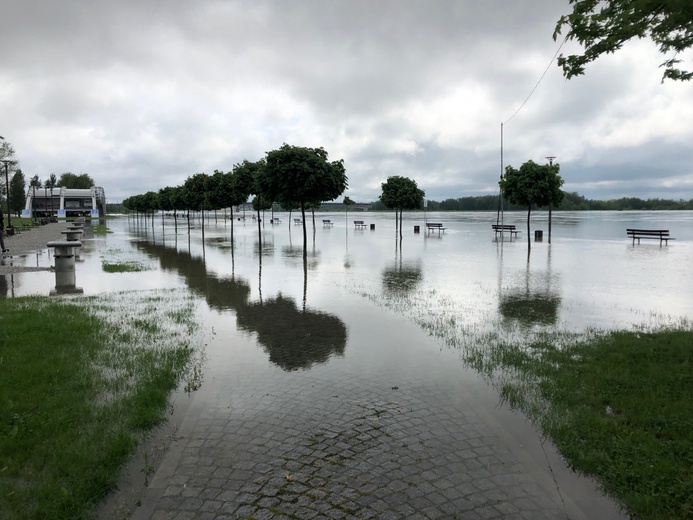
xmin=504 ymin=36 xmax=568 ymax=125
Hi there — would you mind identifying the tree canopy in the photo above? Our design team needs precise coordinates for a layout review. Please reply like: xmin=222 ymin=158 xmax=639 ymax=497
xmin=261 ymin=145 xmax=347 ymax=207
xmin=500 ymin=160 xmax=565 ymax=242
xmin=555 ymin=0 xmax=693 ymax=81
xmin=260 ymin=144 xmax=347 ymax=250
xmin=380 ymin=176 xmax=425 ymax=211
xmin=57 ymin=172 xmax=95 ymax=189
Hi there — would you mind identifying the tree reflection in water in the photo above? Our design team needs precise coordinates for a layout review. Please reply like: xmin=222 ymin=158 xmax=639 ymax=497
xmin=382 ymin=260 xmax=423 ymax=294
xmin=498 ymin=293 xmax=561 ymax=326
xmin=135 ymin=240 xmax=347 ymax=371
xmin=497 ymin=246 xmax=561 ymax=327
xmin=236 ymin=294 xmax=347 ymax=371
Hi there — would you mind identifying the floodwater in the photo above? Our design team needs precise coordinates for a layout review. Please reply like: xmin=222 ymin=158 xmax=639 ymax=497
xmin=3 ymin=210 xmax=691 ymax=333
xmin=2 ymin=209 xmax=692 ymax=379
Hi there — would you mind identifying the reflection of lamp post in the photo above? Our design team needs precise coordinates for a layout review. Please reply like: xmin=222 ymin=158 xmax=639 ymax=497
xmin=2 ymin=160 xmax=11 ymax=227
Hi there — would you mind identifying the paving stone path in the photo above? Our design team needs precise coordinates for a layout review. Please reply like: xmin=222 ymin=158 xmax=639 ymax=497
xmin=0 ymin=222 xmax=77 ymax=274
xmin=129 ymin=357 xmax=628 ymax=520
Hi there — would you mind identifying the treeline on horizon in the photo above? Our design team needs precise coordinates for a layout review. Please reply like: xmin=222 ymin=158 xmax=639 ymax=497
xmin=106 ymin=191 xmax=693 ymax=214
xmin=372 ymin=191 xmax=693 ymax=211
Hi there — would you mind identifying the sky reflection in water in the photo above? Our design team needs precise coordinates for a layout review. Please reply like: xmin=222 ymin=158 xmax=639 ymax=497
xmin=2 ymin=211 xmax=692 ymax=372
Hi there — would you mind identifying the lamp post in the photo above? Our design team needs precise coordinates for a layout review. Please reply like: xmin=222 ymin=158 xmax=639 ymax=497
xmin=546 ymin=156 xmax=557 ymax=243
xmin=2 ymin=159 xmax=11 ymax=228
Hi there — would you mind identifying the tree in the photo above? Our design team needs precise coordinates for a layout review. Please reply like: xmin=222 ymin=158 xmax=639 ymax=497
xmin=29 ymin=175 xmax=41 ymax=216
xmin=260 ymin=144 xmax=347 ymax=254
xmin=343 ymin=196 xmax=355 ymax=226
xmin=10 ymin=169 xmax=26 ymax=217
xmin=47 ymin=173 xmax=57 ymax=218
xmin=57 ymin=172 xmax=95 ymax=189
xmin=499 ymin=160 xmax=564 ymax=245
xmin=554 ymin=1 xmax=693 ymax=81
xmin=1 ymin=138 xmax=17 ymax=212
xmin=379 ymin=176 xmax=425 ymax=240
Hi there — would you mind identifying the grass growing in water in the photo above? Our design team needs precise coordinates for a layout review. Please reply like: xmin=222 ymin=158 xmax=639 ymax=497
xmin=0 ymin=290 xmax=202 ymax=520
xmin=92 ymin=223 xmax=112 ymax=235
xmin=102 ymin=260 xmax=150 ymax=273
xmin=351 ymin=280 xmax=693 ymax=519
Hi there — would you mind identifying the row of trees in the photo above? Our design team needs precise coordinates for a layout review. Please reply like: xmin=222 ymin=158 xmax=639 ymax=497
xmin=123 ymin=144 xmax=347 ymax=255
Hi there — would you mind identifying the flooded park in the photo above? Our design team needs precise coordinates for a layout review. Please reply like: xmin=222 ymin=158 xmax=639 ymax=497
xmin=2 ymin=210 xmax=692 ymax=519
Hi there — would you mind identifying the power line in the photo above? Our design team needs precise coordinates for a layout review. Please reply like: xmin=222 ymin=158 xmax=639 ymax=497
xmin=503 ymin=36 xmax=567 ymax=125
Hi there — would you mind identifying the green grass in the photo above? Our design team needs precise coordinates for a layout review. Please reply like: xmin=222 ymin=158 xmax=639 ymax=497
xmin=101 ymin=260 xmax=150 ymax=273
xmin=0 ymin=290 xmax=201 ymax=520
xmin=92 ymin=224 xmax=111 ymax=235
xmin=480 ymin=329 xmax=693 ymax=520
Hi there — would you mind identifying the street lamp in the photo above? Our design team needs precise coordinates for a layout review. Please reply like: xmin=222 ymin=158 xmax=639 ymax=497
xmin=546 ymin=156 xmax=556 ymax=166
xmin=2 ymin=159 xmax=11 ymax=228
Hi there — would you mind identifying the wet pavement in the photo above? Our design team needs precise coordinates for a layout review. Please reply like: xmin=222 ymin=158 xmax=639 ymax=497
xmin=126 ymin=298 xmax=627 ymax=520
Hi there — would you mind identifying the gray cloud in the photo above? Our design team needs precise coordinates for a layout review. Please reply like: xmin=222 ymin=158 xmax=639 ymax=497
xmin=1 ymin=0 xmax=692 ymax=203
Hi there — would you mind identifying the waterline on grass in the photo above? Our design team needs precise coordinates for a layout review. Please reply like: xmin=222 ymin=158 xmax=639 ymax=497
xmin=0 ymin=289 xmax=207 ymax=520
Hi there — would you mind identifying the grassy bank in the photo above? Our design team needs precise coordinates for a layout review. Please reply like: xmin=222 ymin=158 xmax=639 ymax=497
xmin=467 ymin=328 xmax=693 ymax=520
xmin=0 ymin=290 xmax=201 ymax=520
xmin=357 ymin=283 xmax=693 ymax=519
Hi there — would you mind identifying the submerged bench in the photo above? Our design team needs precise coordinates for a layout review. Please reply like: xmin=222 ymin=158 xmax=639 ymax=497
xmin=627 ymin=228 xmax=674 ymax=245
xmin=322 ymin=219 xmax=334 ymax=227
xmin=294 ymin=218 xmax=302 ymax=225
xmin=354 ymin=220 xmax=367 ymax=229
xmin=426 ymin=223 xmax=447 ymax=235
xmin=492 ymin=224 xmax=519 ymax=237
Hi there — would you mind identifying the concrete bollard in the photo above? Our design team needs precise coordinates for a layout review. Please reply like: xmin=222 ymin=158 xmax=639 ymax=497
xmin=47 ymin=240 xmax=83 ymax=295
xmin=61 ymin=229 xmax=84 ymax=259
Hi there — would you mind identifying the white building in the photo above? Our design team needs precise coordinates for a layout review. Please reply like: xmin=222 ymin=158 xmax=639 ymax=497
xmin=22 ymin=186 xmax=107 ymax=218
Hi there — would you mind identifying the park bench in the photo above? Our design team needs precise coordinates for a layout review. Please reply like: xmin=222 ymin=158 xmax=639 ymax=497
xmin=323 ymin=219 xmax=334 ymax=227
xmin=426 ymin=223 xmax=447 ymax=235
xmin=270 ymin=217 xmax=281 ymax=224
xmin=492 ymin=224 xmax=519 ymax=237
xmin=354 ymin=220 xmax=368 ymax=229
xmin=626 ymin=228 xmax=674 ymax=245
xmin=294 ymin=218 xmax=302 ymax=225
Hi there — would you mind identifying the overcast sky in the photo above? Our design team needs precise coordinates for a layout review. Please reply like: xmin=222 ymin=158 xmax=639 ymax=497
xmin=2 ymin=0 xmax=692 ymax=203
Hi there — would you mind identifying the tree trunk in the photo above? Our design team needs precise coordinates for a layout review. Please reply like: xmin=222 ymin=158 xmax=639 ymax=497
xmin=548 ymin=204 xmax=552 ymax=244
xmin=301 ymin=202 xmax=307 ymax=258
xmin=256 ymin=207 xmax=262 ymax=247
xmin=230 ymin=206 xmax=234 ymax=243
xmin=526 ymin=205 xmax=531 ymax=249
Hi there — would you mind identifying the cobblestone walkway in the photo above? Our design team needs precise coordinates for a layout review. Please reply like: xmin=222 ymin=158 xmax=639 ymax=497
xmin=129 ymin=351 xmax=627 ymax=520
xmin=0 ymin=222 xmax=72 ymax=274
